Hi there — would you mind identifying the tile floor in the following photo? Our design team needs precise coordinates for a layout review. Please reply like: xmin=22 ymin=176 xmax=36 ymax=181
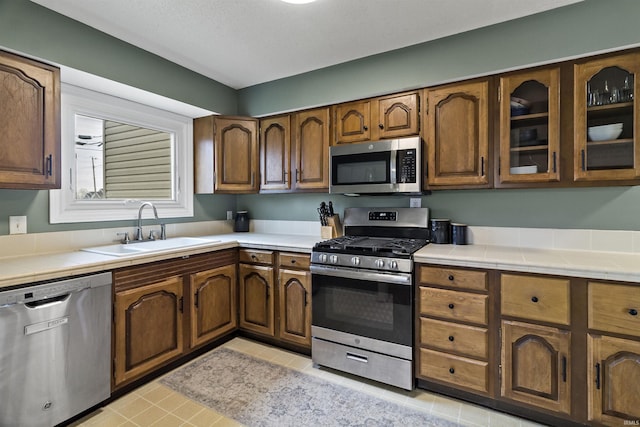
xmin=71 ymin=337 xmax=547 ymax=427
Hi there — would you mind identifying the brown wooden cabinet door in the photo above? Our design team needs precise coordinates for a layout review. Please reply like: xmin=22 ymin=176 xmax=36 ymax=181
xmin=278 ymin=268 xmax=311 ymax=347
xmin=334 ymin=100 xmax=371 ymax=144
xmin=114 ymin=276 xmax=184 ymax=386
xmin=588 ymin=334 xmax=640 ymax=426
xmin=498 ymin=67 xmax=561 ymax=184
xmin=501 ymin=320 xmax=571 ymax=414
xmin=375 ymin=92 xmax=419 ymax=140
xmin=574 ymin=52 xmax=640 ymax=182
xmin=425 ymin=80 xmax=490 ymax=187
xmin=189 ymin=264 xmax=237 ymax=348
xmin=260 ymin=115 xmax=291 ymax=191
xmin=239 ymin=263 xmax=275 ymax=336
xmin=292 ymin=107 xmax=330 ymax=190
xmin=214 ymin=116 xmax=259 ymax=193
xmin=0 ymin=50 xmax=60 ymax=189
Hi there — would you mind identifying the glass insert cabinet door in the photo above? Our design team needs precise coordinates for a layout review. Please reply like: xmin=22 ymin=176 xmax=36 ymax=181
xmin=499 ymin=67 xmax=561 ymax=184
xmin=574 ymin=52 xmax=639 ymax=181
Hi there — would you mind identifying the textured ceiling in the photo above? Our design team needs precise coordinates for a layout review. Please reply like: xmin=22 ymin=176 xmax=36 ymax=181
xmin=31 ymin=0 xmax=583 ymax=89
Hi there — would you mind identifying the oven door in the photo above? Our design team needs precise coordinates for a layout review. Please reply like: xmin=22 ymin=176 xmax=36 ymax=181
xmin=310 ymin=265 xmax=413 ymax=348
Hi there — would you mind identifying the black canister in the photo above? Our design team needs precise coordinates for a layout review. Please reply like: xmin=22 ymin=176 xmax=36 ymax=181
xmin=430 ymin=219 xmax=451 ymax=244
xmin=451 ymin=223 xmax=468 ymax=245
xmin=234 ymin=211 xmax=250 ymax=232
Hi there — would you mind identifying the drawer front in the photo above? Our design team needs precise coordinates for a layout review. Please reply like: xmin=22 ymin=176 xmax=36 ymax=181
xmin=278 ymin=252 xmax=310 ymax=270
xmin=419 ymin=287 xmax=488 ymax=325
xmin=589 ymin=282 xmax=640 ymax=337
xmin=419 ymin=348 xmax=489 ymax=394
xmin=420 ymin=318 xmax=488 ymax=359
xmin=239 ymin=249 xmax=274 ymax=265
xmin=501 ymin=274 xmax=570 ymax=326
xmin=418 ymin=266 xmax=487 ymax=291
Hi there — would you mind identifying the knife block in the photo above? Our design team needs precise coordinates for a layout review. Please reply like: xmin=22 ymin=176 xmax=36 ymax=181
xmin=321 ymin=215 xmax=343 ymax=239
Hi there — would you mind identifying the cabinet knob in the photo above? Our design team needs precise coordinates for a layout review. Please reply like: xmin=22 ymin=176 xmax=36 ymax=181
xmin=449 ymin=368 xmax=455 ymax=374
xmin=379 ymin=124 xmax=384 ymax=129
xmin=448 ymin=303 xmax=455 ymax=309
xmin=448 ymin=275 xmax=454 ymax=281
xmin=531 ymin=296 xmax=539 ymax=303
xmin=291 ymin=259 xmax=296 ymax=264
xmin=629 ymin=308 xmax=638 ymax=316
xmin=363 ymin=125 xmax=368 ymax=131
xmin=448 ymin=335 xmax=455 ymax=342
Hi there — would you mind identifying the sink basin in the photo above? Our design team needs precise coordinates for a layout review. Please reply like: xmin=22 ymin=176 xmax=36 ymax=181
xmin=82 ymin=237 xmax=220 ymax=257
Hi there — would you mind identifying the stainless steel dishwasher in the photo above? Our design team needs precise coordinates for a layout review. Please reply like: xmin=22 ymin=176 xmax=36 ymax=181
xmin=0 ymin=272 xmax=112 ymax=427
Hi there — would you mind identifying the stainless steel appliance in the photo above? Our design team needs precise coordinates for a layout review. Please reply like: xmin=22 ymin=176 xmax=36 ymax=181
xmin=329 ymin=136 xmax=421 ymax=194
xmin=311 ymin=207 xmax=429 ymax=390
xmin=0 ymin=272 xmax=112 ymax=427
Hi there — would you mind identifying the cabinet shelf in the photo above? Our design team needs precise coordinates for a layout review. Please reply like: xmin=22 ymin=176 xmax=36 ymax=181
xmin=587 ymin=101 xmax=633 ymax=112
xmin=586 ymin=138 xmax=633 ymax=147
xmin=511 ymin=112 xmax=549 ymax=122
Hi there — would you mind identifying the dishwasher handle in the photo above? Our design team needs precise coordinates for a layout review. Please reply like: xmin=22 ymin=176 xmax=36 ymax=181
xmin=25 ymin=293 xmax=71 ymax=309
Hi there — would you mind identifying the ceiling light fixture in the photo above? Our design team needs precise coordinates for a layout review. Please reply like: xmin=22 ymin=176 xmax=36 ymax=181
xmin=280 ymin=0 xmax=317 ymax=4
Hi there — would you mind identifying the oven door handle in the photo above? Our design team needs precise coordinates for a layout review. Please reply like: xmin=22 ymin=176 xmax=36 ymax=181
xmin=310 ymin=265 xmax=412 ymax=285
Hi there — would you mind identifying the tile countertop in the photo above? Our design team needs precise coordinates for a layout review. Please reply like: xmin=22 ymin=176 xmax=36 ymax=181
xmin=414 ymin=243 xmax=640 ymax=283
xmin=0 ymin=233 xmax=322 ymax=290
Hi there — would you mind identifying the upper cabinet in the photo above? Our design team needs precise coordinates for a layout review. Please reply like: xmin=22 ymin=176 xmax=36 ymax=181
xmin=260 ymin=115 xmax=291 ymax=191
xmin=574 ymin=52 xmax=639 ymax=182
xmin=290 ymin=107 xmax=330 ymax=190
xmin=498 ymin=67 xmax=561 ymax=185
xmin=0 ymin=50 xmax=60 ymax=189
xmin=424 ymin=80 xmax=491 ymax=188
xmin=194 ymin=115 xmax=259 ymax=194
xmin=333 ymin=91 xmax=419 ymax=144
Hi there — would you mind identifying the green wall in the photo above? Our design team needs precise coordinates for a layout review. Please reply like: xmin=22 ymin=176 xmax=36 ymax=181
xmin=2 ymin=0 xmax=640 ymax=235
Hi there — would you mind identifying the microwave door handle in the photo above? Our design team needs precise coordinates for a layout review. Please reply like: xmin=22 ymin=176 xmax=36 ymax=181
xmin=390 ymin=151 xmax=397 ymax=184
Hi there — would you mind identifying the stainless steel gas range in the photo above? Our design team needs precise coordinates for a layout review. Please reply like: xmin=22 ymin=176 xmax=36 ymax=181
xmin=310 ymin=207 xmax=429 ymax=390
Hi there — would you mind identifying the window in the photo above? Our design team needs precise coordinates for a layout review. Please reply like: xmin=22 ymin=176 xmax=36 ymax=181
xmin=50 ymin=83 xmax=195 ymax=223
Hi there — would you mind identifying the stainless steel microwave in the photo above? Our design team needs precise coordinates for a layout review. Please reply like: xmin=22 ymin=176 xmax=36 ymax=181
xmin=329 ymin=136 xmax=422 ymax=194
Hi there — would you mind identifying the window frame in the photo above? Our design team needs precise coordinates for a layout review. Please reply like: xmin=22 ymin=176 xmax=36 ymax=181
xmin=50 ymin=83 xmax=194 ymax=223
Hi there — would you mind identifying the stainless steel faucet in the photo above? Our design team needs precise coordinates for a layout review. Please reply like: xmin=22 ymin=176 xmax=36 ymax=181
xmin=134 ymin=202 xmax=166 ymax=241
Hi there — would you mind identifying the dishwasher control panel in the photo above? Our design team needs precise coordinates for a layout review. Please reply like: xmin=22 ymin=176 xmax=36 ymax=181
xmin=0 ymin=272 xmax=111 ymax=305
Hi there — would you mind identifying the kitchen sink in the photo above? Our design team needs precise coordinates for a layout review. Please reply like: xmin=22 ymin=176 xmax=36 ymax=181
xmin=81 ymin=237 xmax=220 ymax=257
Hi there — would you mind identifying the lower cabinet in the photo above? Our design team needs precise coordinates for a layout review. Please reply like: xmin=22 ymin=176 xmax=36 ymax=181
xmin=239 ymin=249 xmax=312 ymax=349
xmin=112 ymin=250 xmax=237 ymax=389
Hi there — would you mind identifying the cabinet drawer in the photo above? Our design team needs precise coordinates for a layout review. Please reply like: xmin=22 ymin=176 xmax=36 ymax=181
xmin=239 ymin=249 xmax=274 ymax=265
xmin=418 ymin=266 xmax=487 ymax=291
xmin=419 ymin=348 xmax=489 ymax=394
xmin=501 ymin=274 xmax=570 ymax=326
xmin=278 ymin=252 xmax=310 ymax=270
xmin=419 ymin=287 xmax=488 ymax=325
xmin=589 ymin=282 xmax=640 ymax=337
xmin=420 ymin=317 xmax=488 ymax=359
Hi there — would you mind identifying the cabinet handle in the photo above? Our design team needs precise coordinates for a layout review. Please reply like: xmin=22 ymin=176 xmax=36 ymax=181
xmin=448 ymin=303 xmax=455 ymax=309
xmin=295 ymin=169 xmax=300 ymax=183
xmin=531 ymin=296 xmax=539 ymax=303
xmin=629 ymin=308 xmax=638 ymax=316
xmin=448 ymin=275 xmax=454 ymax=281
xmin=178 ymin=296 xmax=184 ymax=313
xmin=449 ymin=367 xmax=455 ymax=374
xmin=46 ymin=154 xmax=53 ymax=176
xmin=304 ymin=288 xmax=308 ymax=306
xmin=552 ymin=151 xmax=557 ymax=173
xmin=379 ymin=124 xmax=384 ymax=129
xmin=448 ymin=335 xmax=455 ymax=342
xmin=481 ymin=157 xmax=485 ymax=176
xmin=561 ymin=355 xmax=567 ymax=383
xmin=194 ymin=291 xmax=199 ymax=308
xmin=595 ymin=363 xmax=601 ymax=390
xmin=581 ymin=149 xmax=586 ymax=171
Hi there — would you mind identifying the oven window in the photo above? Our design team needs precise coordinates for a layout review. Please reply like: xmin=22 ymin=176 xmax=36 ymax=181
xmin=312 ymin=274 xmax=412 ymax=346
xmin=332 ymin=152 xmax=390 ymax=185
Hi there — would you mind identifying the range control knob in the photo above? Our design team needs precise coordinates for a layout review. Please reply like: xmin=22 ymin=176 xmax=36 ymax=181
xmin=389 ymin=260 xmax=398 ymax=269
xmin=329 ymin=255 xmax=339 ymax=264
xmin=351 ymin=256 xmax=361 ymax=266
xmin=319 ymin=254 xmax=328 ymax=263
xmin=375 ymin=259 xmax=385 ymax=269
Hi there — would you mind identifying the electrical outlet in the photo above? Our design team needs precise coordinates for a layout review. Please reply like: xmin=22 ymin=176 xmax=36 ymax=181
xmin=410 ymin=198 xmax=422 ymax=208
xmin=9 ymin=216 xmax=27 ymax=234
xmin=227 ymin=210 xmax=233 ymax=220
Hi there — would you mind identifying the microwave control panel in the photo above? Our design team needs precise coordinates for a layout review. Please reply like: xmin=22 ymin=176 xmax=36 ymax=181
xmin=397 ymin=149 xmax=417 ymax=183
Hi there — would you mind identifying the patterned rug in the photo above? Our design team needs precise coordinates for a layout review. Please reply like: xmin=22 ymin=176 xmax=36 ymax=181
xmin=161 ymin=348 xmax=462 ymax=427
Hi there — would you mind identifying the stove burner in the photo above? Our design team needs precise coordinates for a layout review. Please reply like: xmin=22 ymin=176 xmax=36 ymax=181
xmin=314 ymin=236 xmax=427 ymax=256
